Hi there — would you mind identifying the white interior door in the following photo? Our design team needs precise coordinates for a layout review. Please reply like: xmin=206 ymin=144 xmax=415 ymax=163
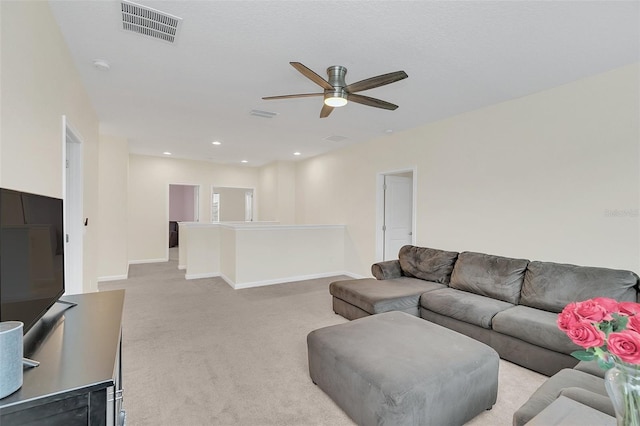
xmin=383 ymin=175 xmax=413 ymax=260
xmin=64 ymin=121 xmax=83 ymax=294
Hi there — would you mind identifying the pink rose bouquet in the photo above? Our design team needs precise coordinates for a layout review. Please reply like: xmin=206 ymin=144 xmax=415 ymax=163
xmin=558 ymin=297 xmax=640 ymax=426
xmin=558 ymin=297 xmax=640 ymax=367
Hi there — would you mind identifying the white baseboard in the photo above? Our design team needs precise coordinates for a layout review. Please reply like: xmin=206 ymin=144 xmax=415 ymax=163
xmin=129 ymin=258 xmax=168 ymax=265
xmin=185 ymin=272 xmax=220 ymax=280
xmin=97 ymin=264 xmax=130 ymax=282
xmin=178 ymin=264 xmax=186 ymax=270
xmin=340 ymin=271 xmax=367 ymax=279
xmin=113 ymin=264 xmax=364 ymax=287
xmin=220 ymin=273 xmax=235 ymax=289
xmin=231 ymin=271 xmax=361 ymax=290
xmin=97 ymin=274 xmax=128 ymax=282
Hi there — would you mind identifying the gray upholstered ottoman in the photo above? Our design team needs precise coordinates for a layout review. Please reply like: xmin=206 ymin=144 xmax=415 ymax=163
xmin=307 ymin=311 xmax=499 ymax=426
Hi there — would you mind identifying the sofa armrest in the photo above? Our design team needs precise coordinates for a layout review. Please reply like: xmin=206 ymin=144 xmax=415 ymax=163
xmin=558 ymin=387 xmax=615 ymax=417
xmin=371 ymin=260 xmax=402 ymax=280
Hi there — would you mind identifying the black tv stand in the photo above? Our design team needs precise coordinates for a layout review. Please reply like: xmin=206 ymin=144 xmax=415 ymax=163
xmin=0 ymin=290 xmax=125 ymax=426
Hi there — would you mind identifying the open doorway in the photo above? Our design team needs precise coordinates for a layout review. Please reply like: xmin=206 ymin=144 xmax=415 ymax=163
xmin=169 ymin=184 xmax=199 ymax=249
xmin=376 ymin=169 xmax=416 ymax=261
xmin=211 ymin=186 xmax=254 ymax=222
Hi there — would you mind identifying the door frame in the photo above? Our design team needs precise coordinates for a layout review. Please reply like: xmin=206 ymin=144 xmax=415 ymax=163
xmin=375 ymin=167 xmax=417 ymax=262
xmin=167 ymin=183 xmax=201 ymax=259
xmin=210 ymin=185 xmax=256 ymax=223
xmin=62 ymin=115 xmax=84 ymax=295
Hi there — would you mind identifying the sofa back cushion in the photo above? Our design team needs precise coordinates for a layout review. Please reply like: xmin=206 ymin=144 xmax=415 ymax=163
xmin=520 ymin=261 xmax=639 ymax=313
xmin=449 ymin=252 xmax=529 ymax=304
xmin=398 ymin=245 xmax=459 ymax=284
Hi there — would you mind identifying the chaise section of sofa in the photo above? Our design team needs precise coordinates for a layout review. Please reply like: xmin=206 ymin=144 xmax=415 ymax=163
xmin=330 ymin=246 xmax=458 ymax=320
xmin=330 ymin=277 xmax=446 ymax=320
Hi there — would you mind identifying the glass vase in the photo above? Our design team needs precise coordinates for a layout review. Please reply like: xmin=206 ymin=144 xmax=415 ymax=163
xmin=605 ymin=361 xmax=640 ymax=426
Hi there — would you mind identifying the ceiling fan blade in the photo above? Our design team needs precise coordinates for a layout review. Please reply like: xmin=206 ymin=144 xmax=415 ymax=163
xmin=348 ymin=94 xmax=399 ymax=110
xmin=290 ymin=62 xmax=334 ymax=90
xmin=320 ymin=104 xmax=334 ymax=118
xmin=262 ymin=93 xmax=324 ymax=100
xmin=345 ymin=71 xmax=408 ymax=93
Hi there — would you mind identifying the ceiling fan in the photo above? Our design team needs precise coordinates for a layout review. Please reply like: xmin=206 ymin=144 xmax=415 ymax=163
xmin=262 ymin=62 xmax=408 ymax=118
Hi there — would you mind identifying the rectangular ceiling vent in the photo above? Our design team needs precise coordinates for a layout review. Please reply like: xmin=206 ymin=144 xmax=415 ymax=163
xmin=325 ymin=135 xmax=348 ymax=142
xmin=121 ymin=0 xmax=182 ymax=44
xmin=250 ymin=109 xmax=279 ymax=119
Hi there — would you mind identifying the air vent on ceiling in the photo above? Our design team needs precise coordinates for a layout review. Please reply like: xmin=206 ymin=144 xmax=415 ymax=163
xmin=250 ymin=109 xmax=279 ymax=119
xmin=325 ymin=135 xmax=348 ymax=142
xmin=121 ymin=0 xmax=182 ymax=43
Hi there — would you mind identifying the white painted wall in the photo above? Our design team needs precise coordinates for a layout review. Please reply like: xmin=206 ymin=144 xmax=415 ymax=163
xmin=181 ymin=223 xmax=347 ymax=287
xmin=258 ymin=161 xmax=296 ymax=224
xmin=178 ymin=222 xmax=189 ymax=269
xmin=0 ymin=1 xmax=101 ymax=292
xmin=233 ymin=225 xmax=345 ymax=287
xmin=276 ymin=162 xmax=296 ymax=225
xmin=127 ymin=155 xmax=261 ymax=263
xmin=97 ymin=135 xmax=129 ymax=281
xmin=295 ymin=64 xmax=640 ymax=276
xmin=219 ymin=225 xmax=236 ymax=283
xmin=184 ymin=223 xmax=220 ymax=279
xmin=258 ymin=163 xmax=278 ymax=221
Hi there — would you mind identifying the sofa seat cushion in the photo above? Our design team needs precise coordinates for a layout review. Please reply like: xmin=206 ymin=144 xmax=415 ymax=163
xmin=492 ymin=305 xmax=580 ymax=354
xmin=330 ymin=278 xmax=446 ymax=315
xmin=520 ymin=261 xmax=639 ymax=313
xmin=420 ymin=288 xmax=514 ymax=329
xmin=397 ymin=245 xmax=459 ymax=283
xmin=449 ymin=251 xmax=529 ymax=304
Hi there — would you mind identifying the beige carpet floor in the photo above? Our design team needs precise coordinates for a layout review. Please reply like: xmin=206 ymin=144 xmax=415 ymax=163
xmin=99 ymin=252 xmax=546 ymax=426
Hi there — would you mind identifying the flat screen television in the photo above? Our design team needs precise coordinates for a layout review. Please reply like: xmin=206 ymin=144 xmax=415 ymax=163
xmin=0 ymin=188 xmax=65 ymax=334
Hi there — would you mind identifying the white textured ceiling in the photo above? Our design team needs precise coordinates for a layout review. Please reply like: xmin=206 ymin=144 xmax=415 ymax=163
xmin=48 ymin=1 xmax=639 ymax=167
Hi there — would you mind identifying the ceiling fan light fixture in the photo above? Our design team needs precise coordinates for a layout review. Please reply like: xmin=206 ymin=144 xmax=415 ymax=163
xmin=324 ymin=96 xmax=347 ymax=107
xmin=264 ymin=62 xmax=407 ymax=117
xmin=324 ymin=89 xmax=348 ymax=107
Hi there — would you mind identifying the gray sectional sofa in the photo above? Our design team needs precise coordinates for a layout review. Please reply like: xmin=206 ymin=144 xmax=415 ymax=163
xmin=330 ymin=245 xmax=639 ymax=377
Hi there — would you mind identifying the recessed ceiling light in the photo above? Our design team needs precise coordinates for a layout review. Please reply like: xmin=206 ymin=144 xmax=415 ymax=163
xmin=294 ymin=152 xmax=301 ymax=156
xmin=212 ymin=141 xmax=221 ymax=145
xmin=241 ymin=160 xmax=248 ymax=163
xmin=163 ymin=152 xmax=172 ymax=155
xmin=92 ymin=59 xmax=110 ymax=71
xmin=325 ymin=135 xmax=348 ymax=142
